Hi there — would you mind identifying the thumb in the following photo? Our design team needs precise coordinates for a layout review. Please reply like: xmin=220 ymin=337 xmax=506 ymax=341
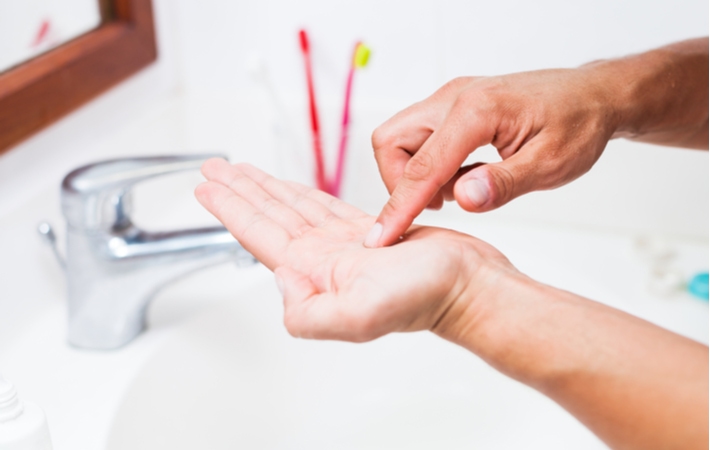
xmin=274 ymin=267 xmax=371 ymax=341
xmin=453 ymin=150 xmax=537 ymax=212
xmin=274 ymin=266 xmax=320 ymax=339
xmin=274 ymin=266 xmax=318 ymax=306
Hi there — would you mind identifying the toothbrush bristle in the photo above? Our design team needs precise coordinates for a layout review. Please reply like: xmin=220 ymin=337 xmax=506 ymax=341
xmin=299 ymin=29 xmax=309 ymax=52
xmin=354 ymin=43 xmax=371 ymax=68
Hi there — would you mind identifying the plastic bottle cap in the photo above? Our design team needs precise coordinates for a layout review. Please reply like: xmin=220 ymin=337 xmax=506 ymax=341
xmin=688 ymin=272 xmax=709 ymax=300
xmin=0 ymin=377 xmax=24 ymax=422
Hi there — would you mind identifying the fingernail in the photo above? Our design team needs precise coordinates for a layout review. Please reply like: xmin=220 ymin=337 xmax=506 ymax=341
xmin=463 ymin=178 xmax=489 ymax=207
xmin=275 ymin=274 xmax=285 ymax=296
xmin=364 ymin=222 xmax=383 ymax=248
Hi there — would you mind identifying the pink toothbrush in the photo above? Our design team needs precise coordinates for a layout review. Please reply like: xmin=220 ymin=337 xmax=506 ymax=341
xmin=332 ymin=42 xmax=370 ymax=198
xmin=298 ymin=29 xmax=328 ymax=193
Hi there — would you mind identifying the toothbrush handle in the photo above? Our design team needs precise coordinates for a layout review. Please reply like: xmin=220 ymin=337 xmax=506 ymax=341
xmin=333 ymin=65 xmax=357 ymax=198
xmin=300 ymin=30 xmax=328 ymax=193
xmin=306 ymin=55 xmax=327 ymax=192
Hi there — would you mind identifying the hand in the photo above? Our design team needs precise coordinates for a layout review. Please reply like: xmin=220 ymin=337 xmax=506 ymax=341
xmin=370 ymin=38 xmax=710 ymax=249
xmin=367 ymin=69 xmax=618 ymax=247
xmin=195 ymin=159 xmax=517 ymax=342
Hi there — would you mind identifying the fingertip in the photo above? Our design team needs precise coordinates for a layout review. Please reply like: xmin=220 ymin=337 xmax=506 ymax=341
xmin=364 ymin=219 xmax=409 ymax=248
xmin=201 ymin=157 xmax=228 ymax=179
xmin=234 ymin=162 xmax=257 ymax=173
xmin=194 ymin=181 xmax=217 ymax=207
xmin=363 ymin=222 xmax=384 ymax=248
xmin=371 ymin=191 xmax=424 ymax=247
xmin=194 ymin=181 xmax=209 ymax=200
xmin=454 ymin=171 xmax=493 ymax=212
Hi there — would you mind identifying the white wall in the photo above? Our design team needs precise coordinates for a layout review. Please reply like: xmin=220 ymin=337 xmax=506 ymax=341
xmin=0 ymin=0 xmax=707 ymax=239
xmin=175 ymin=0 xmax=708 ymax=102
xmin=174 ymin=0 xmax=709 ymax=238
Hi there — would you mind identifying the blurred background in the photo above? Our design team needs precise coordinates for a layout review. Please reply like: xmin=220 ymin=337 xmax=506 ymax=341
xmin=0 ymin=0 xmax=708 ymax=238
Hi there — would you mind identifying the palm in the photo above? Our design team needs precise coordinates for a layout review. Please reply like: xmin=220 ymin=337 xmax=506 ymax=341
xmin=196 ymin=160 xmax=501 ymax=341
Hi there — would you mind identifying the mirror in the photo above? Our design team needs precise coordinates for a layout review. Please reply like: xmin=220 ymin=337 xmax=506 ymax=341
xmin=0 ymin=0 xmax=157 ymax=154
xmin=0 ymin=0 xmax=103 ymax=73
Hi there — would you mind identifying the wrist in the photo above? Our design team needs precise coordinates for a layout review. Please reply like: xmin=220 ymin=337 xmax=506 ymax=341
xmin=432 ymin=259 xmax=582 ymax=387
xmin=576 ymin=57 xmax=642 ymax=140
xmin=431 ymin=253 xmax=544 ymax=374
xmin=581 ymin=39 xmax=709 ymax=146
xmin=587 ymin=52 xmax=672 ymax=139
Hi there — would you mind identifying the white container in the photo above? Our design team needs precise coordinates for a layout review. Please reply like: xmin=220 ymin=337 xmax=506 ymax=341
xmin=0 ymin=377 xmax=52 ymax=450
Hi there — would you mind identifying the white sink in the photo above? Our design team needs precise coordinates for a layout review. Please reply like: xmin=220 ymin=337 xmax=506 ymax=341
xmin=1 ymin=199 xmax=706 ymax=449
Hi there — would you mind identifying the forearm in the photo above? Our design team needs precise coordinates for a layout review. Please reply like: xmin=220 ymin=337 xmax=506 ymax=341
xmin=586 ymin=37 xmax=709 ymax=149
xmin=438 ymin=273 xmax=709 ymax=449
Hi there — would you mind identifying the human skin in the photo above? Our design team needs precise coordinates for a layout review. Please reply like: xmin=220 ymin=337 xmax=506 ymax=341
xmin=196 ymin=160 xmax=708 ymax=450
xmin=365 ymin=38 xmax=708 ymax=248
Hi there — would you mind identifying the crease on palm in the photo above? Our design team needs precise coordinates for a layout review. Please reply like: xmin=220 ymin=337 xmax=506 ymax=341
xmin=195 ymin=159 xmax=493 ymax=335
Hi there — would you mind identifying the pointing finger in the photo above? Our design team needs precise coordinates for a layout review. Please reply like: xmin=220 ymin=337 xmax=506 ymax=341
xmin=366 ymin=101 xmax=496 ymax=247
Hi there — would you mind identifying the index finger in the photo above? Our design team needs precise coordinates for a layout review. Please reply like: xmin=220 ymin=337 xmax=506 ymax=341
xmin=195 ymin=180 xmax=291 ymax=270
xmin=366 ymin=104 xmax=495 ymax=248
xmin=372 ymin=101 xmax=445 ymax=194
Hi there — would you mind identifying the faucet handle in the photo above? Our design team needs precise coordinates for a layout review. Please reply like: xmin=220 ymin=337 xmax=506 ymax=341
xmin=61 ymin=154 xmax=226 ymax=230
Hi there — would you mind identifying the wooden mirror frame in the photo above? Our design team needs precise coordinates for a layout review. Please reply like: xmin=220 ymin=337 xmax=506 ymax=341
xmin=0 ymin=0 xmax=157 ymax=154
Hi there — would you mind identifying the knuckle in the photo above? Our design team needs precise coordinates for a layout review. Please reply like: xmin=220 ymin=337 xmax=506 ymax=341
xmin=380 ymin=194 xmax=405 ymax=218
xmin=403 ymin=151 xmax=436 ymax=183
xmin=440 ymin=76 xmax=470 ymax=94
xmin=455 ymin=88 xmax=495 ymax=115
xmin=382 ymin=187 xmax=423 ymax=225
xmin=371 ymin=125 xmax=395 ymax=152
xmin=490 ymin=166 xmax=517 ymax=207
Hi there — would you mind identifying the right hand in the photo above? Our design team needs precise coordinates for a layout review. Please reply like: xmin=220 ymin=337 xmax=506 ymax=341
xmin=367 ymin=69 xmax=619 ymax=248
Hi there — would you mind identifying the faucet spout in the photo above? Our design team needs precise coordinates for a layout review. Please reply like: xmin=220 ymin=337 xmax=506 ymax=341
xmin=106 ymin=226 xmax=242 ymax=259
xmin=49 ymin=155 xmax=257 ymax=350
xmin=66 ymin=225 xmax=252 ymax=350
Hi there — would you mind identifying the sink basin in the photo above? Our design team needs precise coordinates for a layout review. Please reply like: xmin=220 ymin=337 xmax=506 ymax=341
xmin=107 ymin=265 xmax=604 ymax=450
xmin=103 ymin=213 xmax=707 ymax=450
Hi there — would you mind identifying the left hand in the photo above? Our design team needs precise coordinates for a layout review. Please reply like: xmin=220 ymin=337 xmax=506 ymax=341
xmin=368 ymin=71 xmax=617 ymax=247
xmin=195 ymin=159 xmax=517 ymax=342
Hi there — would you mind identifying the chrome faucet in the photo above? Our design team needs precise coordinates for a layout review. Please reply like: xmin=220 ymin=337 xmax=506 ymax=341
xmin=38 ymin=155 xmax=254 ymax=350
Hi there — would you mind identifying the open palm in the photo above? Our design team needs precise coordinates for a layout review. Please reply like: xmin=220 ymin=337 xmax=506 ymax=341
xmin=196 ymin=159 xmax=514 ymax=342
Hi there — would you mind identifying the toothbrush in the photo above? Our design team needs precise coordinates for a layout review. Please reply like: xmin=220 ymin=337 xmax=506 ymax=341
xmin=332 ymin=42 xmax=370 ymax=198
xmin=298 ymin=29 xmax=328 ymax=193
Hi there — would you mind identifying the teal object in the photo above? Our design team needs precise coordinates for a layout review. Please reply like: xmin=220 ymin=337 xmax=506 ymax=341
xmin=688 ymin=272 xmax=709 ymax=300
